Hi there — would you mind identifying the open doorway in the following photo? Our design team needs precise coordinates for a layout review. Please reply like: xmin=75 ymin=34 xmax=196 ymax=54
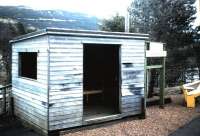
xmin=83 ymin=44 xmax=120 ymax=120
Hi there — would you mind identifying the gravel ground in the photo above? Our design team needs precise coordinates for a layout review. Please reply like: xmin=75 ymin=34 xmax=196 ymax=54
xmin=62 ymin=94 xmax=200 ymax=136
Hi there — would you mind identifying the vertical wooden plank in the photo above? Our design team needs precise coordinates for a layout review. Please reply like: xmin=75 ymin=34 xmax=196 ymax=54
xmin=118 ymin=45 xmax=122 ymax=113
xmin=9 ymin=94 xmax=14 ymax=116
xmin=159 ymin=57 xmax=166 ymax=108
xmin=141 ymin=41 xmax=148 ymax=118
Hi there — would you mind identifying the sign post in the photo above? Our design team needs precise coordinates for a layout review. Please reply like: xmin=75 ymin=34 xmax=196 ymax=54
xmin=145 ymin=42 xmax=167 ymax=108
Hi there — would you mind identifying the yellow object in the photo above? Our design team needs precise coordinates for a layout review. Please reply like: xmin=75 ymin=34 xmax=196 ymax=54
xmin=182 ymin=81 xmax=200 ymax=108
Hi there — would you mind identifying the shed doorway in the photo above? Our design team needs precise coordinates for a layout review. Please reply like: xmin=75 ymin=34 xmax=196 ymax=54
xmin=83 ymin=44 xmax=120 ymax=120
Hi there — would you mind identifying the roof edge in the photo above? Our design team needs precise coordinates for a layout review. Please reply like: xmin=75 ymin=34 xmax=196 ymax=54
xmin=10 ymin=28 xmax=149 ymax=43
xmin=9 ymin=29 xmax=47 ymax=43
xmin=46 ymin=27 xmax=149 ymax=37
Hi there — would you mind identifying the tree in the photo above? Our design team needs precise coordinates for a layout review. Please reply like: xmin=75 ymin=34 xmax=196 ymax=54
xmin=101 ymin=14 xmax=125 ymax=32
xmin=100 ymin=0 xmax=199 ymax=87
xmin=129 ymin=0 xmax=198 ymax=87
xmin=129 ymin=0 xmax=196 ymax=40
xmin=129 ymin=0 xmax=152 ymax=33
xmin=192 ymin=26 xmax=200 ymax=79
xmin=0 ymin=18 xmax=27 ymax=84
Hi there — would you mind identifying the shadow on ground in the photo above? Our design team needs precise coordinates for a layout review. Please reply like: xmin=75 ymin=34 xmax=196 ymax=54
xmin=169 ymin=116 xmax=200 ymax=136
xmin=0 ymin=115 xmax=39 ymax=136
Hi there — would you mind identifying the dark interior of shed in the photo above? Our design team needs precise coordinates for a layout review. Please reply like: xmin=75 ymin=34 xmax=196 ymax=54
xmin=18 ymin=52 xmax=37 ymax=80
xmin=83 ymin=44 xmax=120 ymax=120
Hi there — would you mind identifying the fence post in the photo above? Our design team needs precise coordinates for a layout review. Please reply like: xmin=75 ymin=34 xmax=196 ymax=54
xmin=159 ymin=57 xmax=166 ymax=108
xmin=2 ymin=87 xmax=6 ymax=114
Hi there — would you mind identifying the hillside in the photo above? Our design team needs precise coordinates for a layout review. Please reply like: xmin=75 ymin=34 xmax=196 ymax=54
xmin=0 ymin=6 xmax=100 ymax=30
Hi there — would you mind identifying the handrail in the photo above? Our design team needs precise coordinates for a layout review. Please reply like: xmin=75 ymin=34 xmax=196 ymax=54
xmin=0 ymin=84 xmax=12 ymax=90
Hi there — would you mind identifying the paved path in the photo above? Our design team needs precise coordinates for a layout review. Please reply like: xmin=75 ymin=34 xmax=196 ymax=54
xmin=169 ymin=116 xmax=200 ymax=136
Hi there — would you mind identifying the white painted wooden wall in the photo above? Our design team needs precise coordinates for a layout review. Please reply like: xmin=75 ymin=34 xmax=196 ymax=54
xmin=12 ymin=33 xmax=147 ymax=132
xmin=12 ymin=36 xmax=49 ymax=134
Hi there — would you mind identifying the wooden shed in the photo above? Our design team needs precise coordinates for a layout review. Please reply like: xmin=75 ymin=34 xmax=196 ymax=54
xmin=10 ymin=28 xmax=149 ymax=135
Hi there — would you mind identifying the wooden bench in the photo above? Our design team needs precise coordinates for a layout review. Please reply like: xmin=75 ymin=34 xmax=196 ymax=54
xmin=182 ymin=81 xmax=200 ymax=108
xmin=84 ymin=90 xmax=103 ymax=102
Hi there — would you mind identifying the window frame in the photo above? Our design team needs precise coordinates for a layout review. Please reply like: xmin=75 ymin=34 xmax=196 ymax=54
xmin=18 ymin=52 xmax=38 ymax=80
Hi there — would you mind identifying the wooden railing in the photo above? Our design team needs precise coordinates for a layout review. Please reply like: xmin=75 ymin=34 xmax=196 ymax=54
xmin=0 ymin=84 xmax=12 ymax=115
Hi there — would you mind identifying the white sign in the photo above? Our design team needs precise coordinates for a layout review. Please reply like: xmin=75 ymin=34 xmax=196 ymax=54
xmin=146 ymin=42 xmax=167 ymax=57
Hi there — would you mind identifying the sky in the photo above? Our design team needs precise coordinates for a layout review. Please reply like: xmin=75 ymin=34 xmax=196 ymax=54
xmin=0 ymin=0 xmax=199 ymax=24
xmin=194 ymin=0 xmax=200 ymax=26
xmin=0 ymin=0 xmax=132 ymax=18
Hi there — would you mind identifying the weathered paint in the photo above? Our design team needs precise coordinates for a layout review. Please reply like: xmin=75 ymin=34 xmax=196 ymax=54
xmin=11 ymin=28 xmax=149 ymax=134
xmin=48 ymin=36 xmax=83 ymax=130
xmin=12 ymin=35 xmax=49 ymax=134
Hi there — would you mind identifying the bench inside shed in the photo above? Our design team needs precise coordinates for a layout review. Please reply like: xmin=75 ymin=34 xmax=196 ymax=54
xmin=83 ymin=44 xmax=120 ymax=120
